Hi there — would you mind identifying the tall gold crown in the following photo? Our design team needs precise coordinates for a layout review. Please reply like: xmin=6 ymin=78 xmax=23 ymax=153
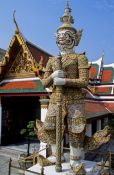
xmin=57 ymin=0 xmax=83 ymax=46
xmin=57 ymin=0 xmax=76 ymax=32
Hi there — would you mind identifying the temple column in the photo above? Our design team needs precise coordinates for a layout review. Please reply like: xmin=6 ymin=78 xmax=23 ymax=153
xmin=39 ymin=97 xmax=49 ymax=157
xmin=97 ymin=119 xmax=101 ymax=131
xmin=0 ymin=97 xmax=2 ymax=145
xmin=86 ymin=123 xmax=92 ymax=137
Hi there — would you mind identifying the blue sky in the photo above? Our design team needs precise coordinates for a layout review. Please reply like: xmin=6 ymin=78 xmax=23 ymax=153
xmin=0 ymin=0 xmax=114 ymax=64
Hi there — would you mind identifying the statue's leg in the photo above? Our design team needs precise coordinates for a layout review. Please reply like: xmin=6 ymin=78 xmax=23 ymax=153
xmin=67 ymin=103 xmax=86 ymax=168
xmin=48 ymin=141 xmax=64 ymax=163
xmin=70 ymin=144 xmax=85 ymax=167
xmin=43 ymin=103 xmax=64 ymax=163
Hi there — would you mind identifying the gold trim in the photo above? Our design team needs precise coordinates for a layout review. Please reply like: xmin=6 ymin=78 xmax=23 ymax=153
xmin=70 ymin=155 xmax=80 ymax=161
xmin=5 ymin=72 xmax=36 ymax=78
xmin=0 ymin=29 xmax=43 ymax=78
xmin=87 ymin=85 xmax=96 ymax=94
xmin=41 ymin=104 xmax=49 ymax=109
xmin=71 ymin=163 xmax=86 ymax=175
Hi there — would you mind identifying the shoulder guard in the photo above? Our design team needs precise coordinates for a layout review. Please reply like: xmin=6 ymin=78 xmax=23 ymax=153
xmin=78 ymin=54 xmax=89 ymax=69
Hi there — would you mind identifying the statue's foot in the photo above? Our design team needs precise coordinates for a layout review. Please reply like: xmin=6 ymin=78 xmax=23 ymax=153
xmin=70 ymin=160 xmax=80 ymax=168
xmin=47 ymin=155 xmax=65 ymax=164
xmin=37 ymin=154 xmax=55 ymax=167
xmin=70 ymin=161 xmax=86 ymax=175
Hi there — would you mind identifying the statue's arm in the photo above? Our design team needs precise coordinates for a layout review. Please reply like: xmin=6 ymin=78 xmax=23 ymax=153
xmin=41 ymin=58 xmax=53 ymax=88
xmin=65 ymin=55 xmax=89 ymax=88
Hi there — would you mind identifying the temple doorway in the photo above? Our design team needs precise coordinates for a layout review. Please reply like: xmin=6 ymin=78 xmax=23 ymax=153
xmin=1 ymin=96 xmax=40 ymax=145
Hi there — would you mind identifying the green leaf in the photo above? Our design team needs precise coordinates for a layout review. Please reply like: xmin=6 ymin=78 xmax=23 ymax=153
xmin=20 ymin=129 xmax=26 ymax=135
xmin=20 ymin=120 xmax=36 ymax=137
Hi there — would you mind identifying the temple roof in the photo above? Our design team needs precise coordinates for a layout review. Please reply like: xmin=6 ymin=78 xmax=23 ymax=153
xmin=0 ymin=77 xmax=48 ymax=95
xmin=0 ymin=19 xmax=53 ymax=94
xmin=101 ymin=63 xmax=114 ymax=84
xmin=0 ymin=29 xmax=52 ymax=80
xmin=88 ymin=56 xmax=114 ymax=96
xmin=89 ymin=57 xmax=103 ymax=80
xmin=89 ymin=57 xmax=114 ymax=84
xmin=0 ymin=48 xmax=5 ymax=61
xmin=26 ymin=41 xmax=51 ymax=68
xmin=85 ymin=100 xmax=114 ymax=119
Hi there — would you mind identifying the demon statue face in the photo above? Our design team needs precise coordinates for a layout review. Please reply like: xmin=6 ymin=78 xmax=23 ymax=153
xmin=56 ymin=28 xmax=83 ymax=55
xmin=56 ymin=29 xmax=76 ymax=54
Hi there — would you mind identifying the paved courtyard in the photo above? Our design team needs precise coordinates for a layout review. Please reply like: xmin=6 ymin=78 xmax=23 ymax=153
xmin=0 ymin=140 xmax=114 ymax=175
xmin=0 ymin=155 xmax=19 ymax=175
xmin=0 ymin=142 xmax=40 ymax=175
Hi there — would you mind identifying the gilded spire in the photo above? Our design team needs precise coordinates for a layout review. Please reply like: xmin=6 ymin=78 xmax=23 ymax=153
xmin=58 ymin=0 xmax=75 ymax=32
xmin=57 ymin=0 xmax=76 ymax=31
xmin=13 ymin=10 xmax=19 ymax=34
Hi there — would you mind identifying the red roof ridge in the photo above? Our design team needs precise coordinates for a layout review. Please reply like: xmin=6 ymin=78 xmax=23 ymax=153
xmin=26 ymin=40 xmax=52 ymax=57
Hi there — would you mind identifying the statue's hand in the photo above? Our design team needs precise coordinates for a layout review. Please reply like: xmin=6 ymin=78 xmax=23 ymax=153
xmin=54 ymin=77 xmax=66 ymax=86
xmin=51 ymin=70 xmax=64 ymax=79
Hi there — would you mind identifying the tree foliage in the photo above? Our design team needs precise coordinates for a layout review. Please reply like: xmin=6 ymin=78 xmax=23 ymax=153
xmin=20 ymin=121 xmax=36 ymax=137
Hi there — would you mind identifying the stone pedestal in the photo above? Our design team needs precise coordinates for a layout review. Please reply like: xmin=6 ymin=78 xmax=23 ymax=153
xmin=25 ymin=160 xmax=101 ymax=175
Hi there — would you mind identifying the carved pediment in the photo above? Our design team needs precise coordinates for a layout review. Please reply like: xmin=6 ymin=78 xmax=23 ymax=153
xmin=7 ymin=49 xmax=34 ymax=77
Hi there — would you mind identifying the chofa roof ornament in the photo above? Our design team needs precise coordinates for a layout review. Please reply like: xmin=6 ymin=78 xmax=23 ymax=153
xmin=13 ymin=10 xmax=19 ymax=34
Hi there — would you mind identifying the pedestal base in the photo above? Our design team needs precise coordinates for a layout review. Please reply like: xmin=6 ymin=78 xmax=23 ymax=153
xmin=25 ymin=160 xmax=100 ymax=175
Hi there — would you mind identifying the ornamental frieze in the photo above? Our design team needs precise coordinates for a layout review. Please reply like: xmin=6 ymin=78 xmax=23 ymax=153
xmin=8 ymin=50 xmax=33 ymax=75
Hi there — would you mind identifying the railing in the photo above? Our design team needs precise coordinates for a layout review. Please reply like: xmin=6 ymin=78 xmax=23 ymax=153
xmin=85 ymin=150 xmax=113 ymax=175
xmin=8 ymin=146 xmax=114 ymax=175
xmin=8 ymin=158 xmax=43 ymax=175
xmin=8 ymin=146 xmax=49 ymax=175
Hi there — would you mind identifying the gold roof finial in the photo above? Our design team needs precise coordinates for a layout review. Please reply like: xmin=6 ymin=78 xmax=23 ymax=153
xmin=13 ymin=10 xmax=19 ymax=34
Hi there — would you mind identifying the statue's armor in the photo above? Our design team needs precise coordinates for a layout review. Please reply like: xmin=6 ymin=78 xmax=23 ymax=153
xmin=41 ymin=53 xmax=89 ymax=146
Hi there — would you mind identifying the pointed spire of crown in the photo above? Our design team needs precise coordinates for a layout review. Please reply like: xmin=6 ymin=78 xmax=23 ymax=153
xmin=61 ymin=0 xmax=74 ymax=23
xmin=58 ymin=0 xmax=76 ymax=32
